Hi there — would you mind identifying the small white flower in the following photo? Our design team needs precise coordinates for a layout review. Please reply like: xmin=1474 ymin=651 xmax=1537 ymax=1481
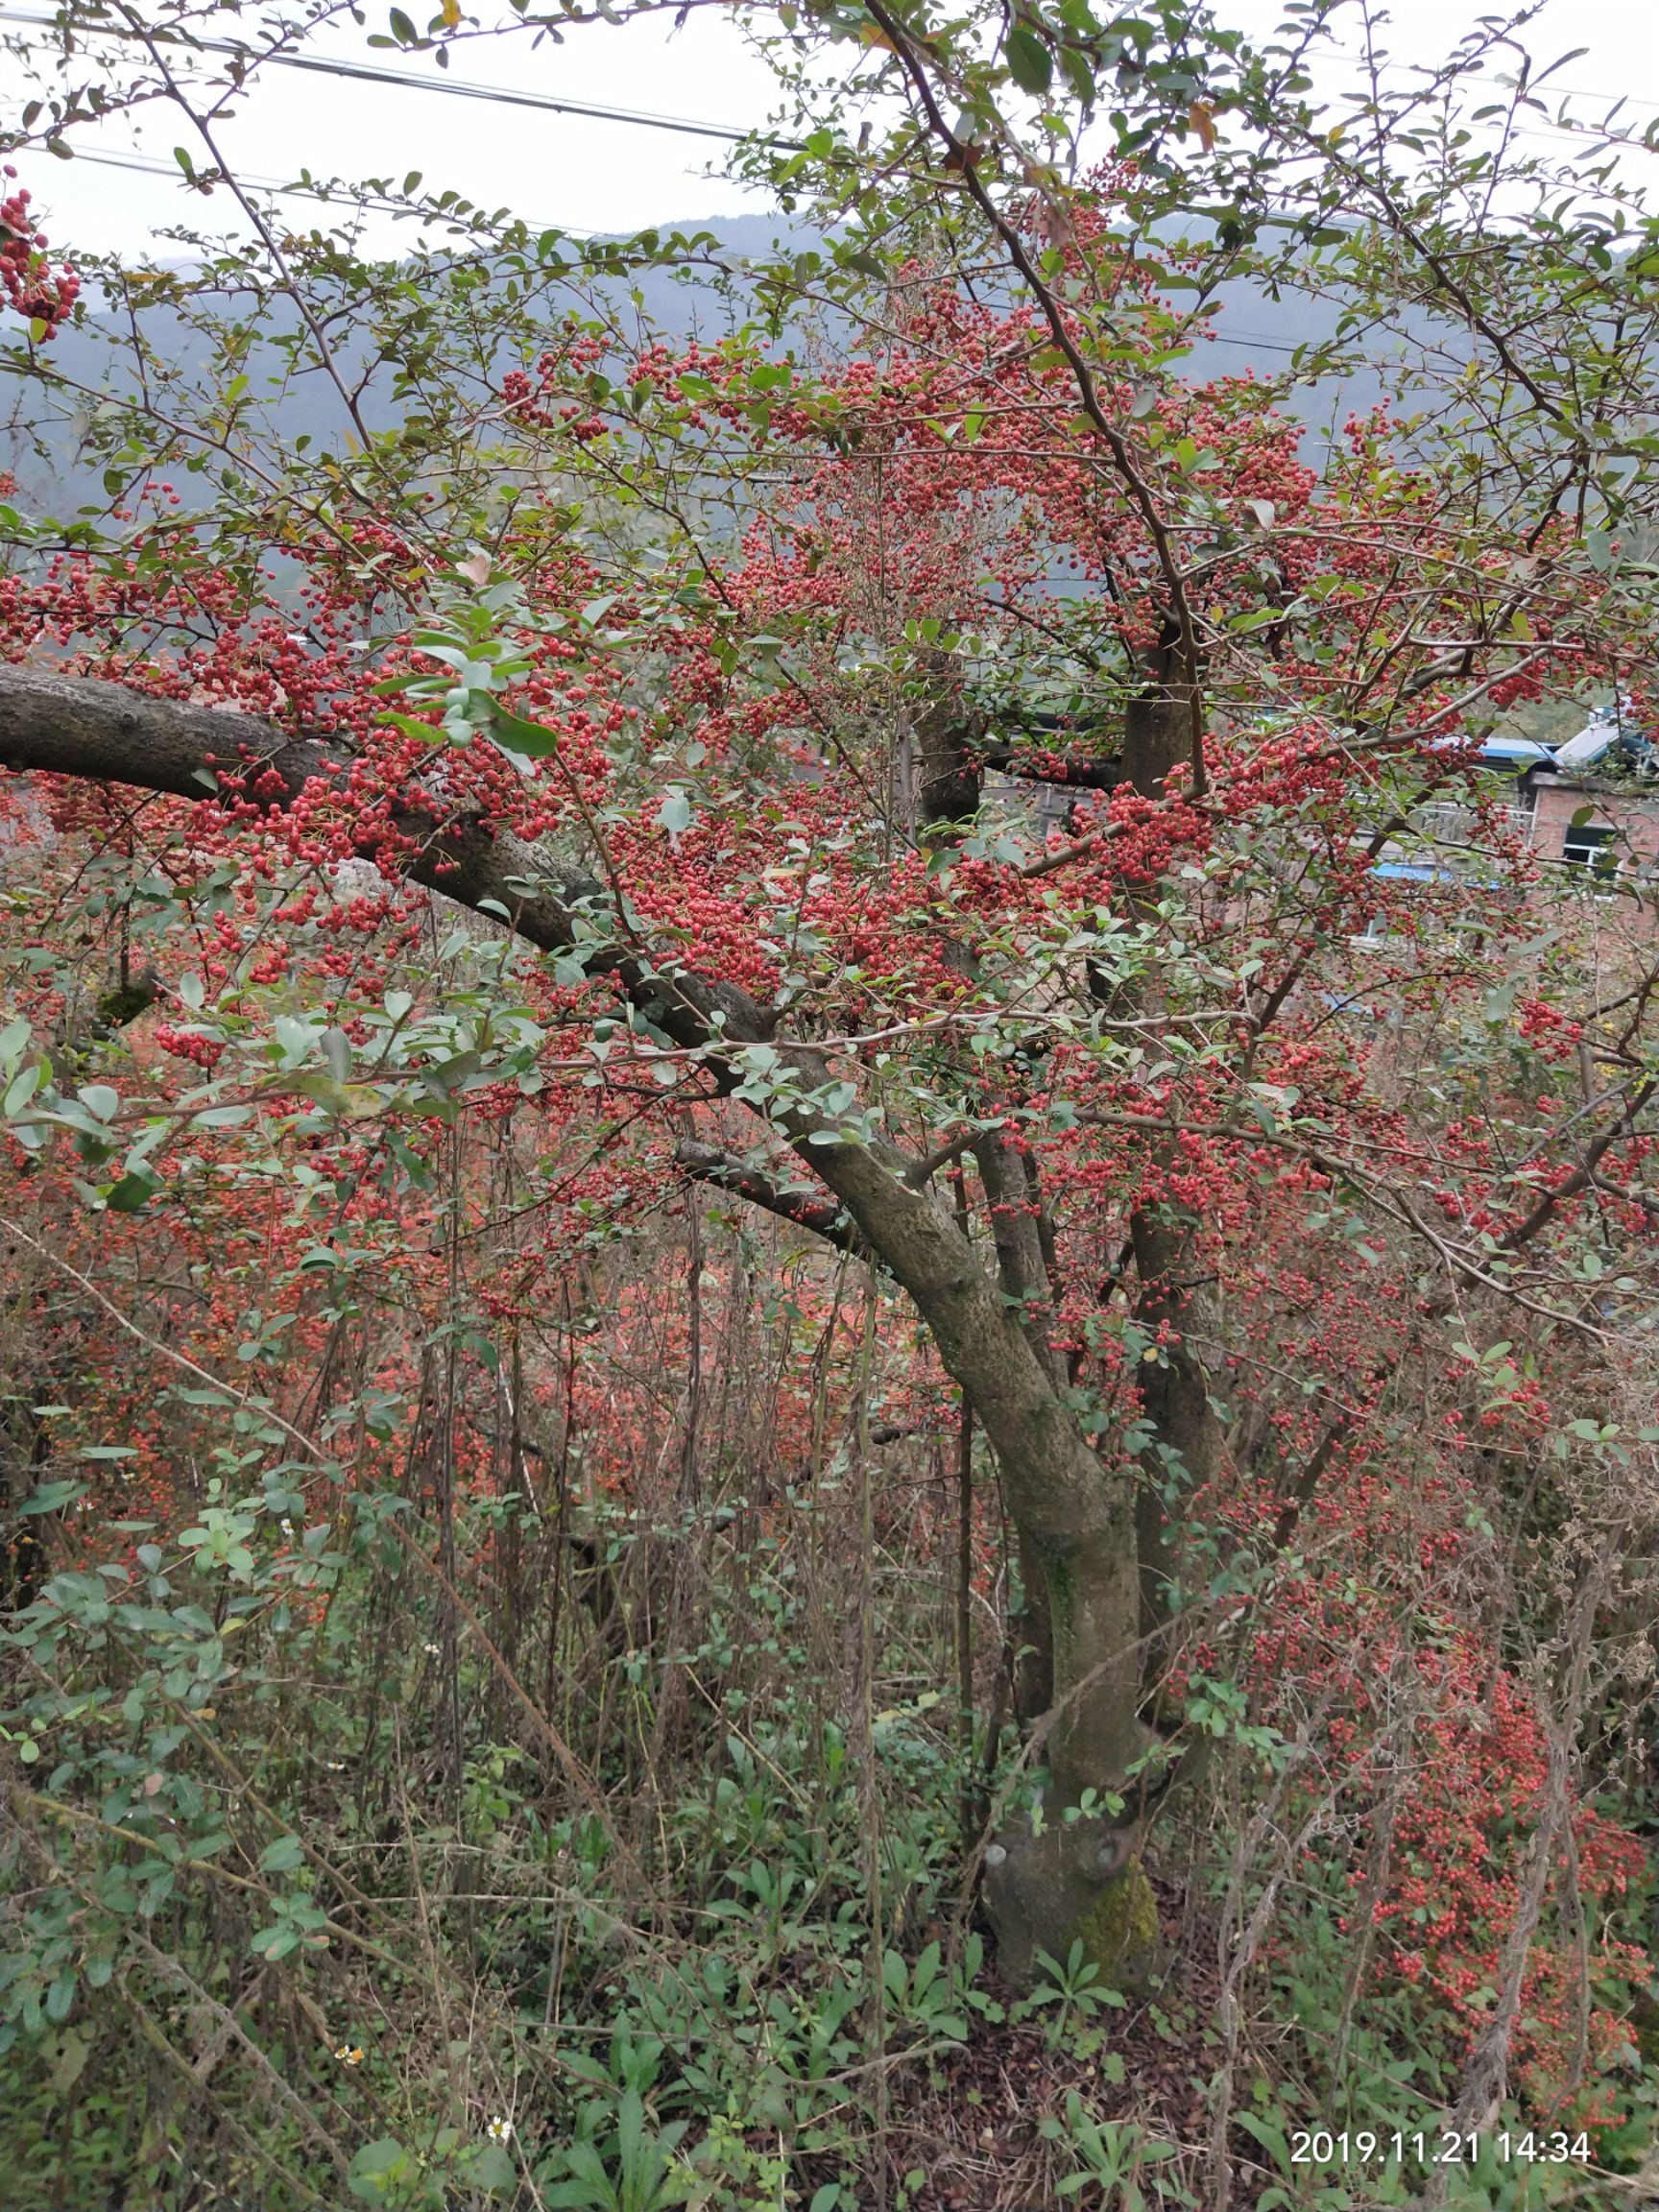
xmin=486 ymin=2116 xmax=513 ymax=2144
xmin=325 ymin=1760 xmax=345 ymax=1771
xmin=280 ymin=1517 xmax=294 ymax=1535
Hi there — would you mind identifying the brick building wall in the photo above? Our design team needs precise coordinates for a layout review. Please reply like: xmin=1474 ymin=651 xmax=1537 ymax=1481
xmin=1527 ymin=773 xmax=1659 ymax=883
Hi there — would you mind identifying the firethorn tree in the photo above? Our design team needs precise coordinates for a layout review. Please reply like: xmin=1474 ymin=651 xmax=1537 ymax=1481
xmin=4 ymin=0 xmax=1659 ymax=2194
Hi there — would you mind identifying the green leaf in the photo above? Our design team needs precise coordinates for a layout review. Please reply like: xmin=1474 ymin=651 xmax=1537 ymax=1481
xmin=487 ymin=703 xmax=562 ymax=758
xmin=1232 ymin=2109 xmax=1293 ymax=2177
xmin=19 ymin=1478 xmax=86 ymax=1513
xmin=378 ymin=709 xmax=443 ymax=745
xmin=321 ymin=1027 xmax=352 ymax=1083
xmin=50 ymin=2026 xmax=89 ymax=2093
xmin=249 ymin=1925 xmax=300 ymax=1961
xmin=189 ymin=1104 xmax=252 ymax=1130
xmin=349 ymin=2137 xmax=414 ymax=2202
xmin=468 ymin=2141 xmax=516 ymax=2193
xmin=283 ymin=1071 xmax=384 ymax=1119
xmin=4 ymin=1061 xmax=43 ymax=1117
xmin=421 ymin=1050 xmax=482 ymax=1097
xmin=1005 ymin=22 xmax=1053 ymax=94
xmin=106 ymin=1169 xmax=161 ymax=1214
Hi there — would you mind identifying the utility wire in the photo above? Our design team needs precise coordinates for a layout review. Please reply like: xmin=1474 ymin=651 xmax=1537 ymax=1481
xmin=7 ymin=5 xmax=1647 ymax=157
xmin=35 ymin=140 xmax=606 ymax=233
xmin=0 ymin=6 xmax=795 ymax=147
xmin=0 ymin=4 xmax=1646 ymax=204
xmin=10 ymin=15 xmax=1622 ymax=348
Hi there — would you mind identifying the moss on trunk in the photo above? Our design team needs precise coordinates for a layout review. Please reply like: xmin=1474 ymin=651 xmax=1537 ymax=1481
xmin=1072 ymin=1855 xmax=1163 ymax=1994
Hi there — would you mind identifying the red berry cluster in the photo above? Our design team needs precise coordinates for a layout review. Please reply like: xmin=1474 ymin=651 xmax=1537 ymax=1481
xmin=154 ymin=1023 xmax=227 ymax=1070
xmin=1 ymin=171 xmax=80 ymax=337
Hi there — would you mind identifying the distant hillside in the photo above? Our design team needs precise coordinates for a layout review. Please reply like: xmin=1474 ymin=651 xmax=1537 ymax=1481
xmin=0 ymin=211 xmax=1402 ymax=521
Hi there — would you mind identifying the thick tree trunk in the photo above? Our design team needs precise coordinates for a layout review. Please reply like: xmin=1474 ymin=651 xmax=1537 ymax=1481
xmin=972 ymin=1131 xmax=1061 ymax=1722
xmin=950 ymin=677 xmax=1223 ymax=1985
xmin=794 ymin=1127 xmax=1156 ymax=1978
xmin=1120 ymin=685 xmax=1225 ymax=1661
xmin=785 ymin=1130 xmax=1144 ymax=1798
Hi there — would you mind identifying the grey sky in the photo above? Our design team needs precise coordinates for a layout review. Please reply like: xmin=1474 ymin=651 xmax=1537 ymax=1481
xmin=3 ymin=0 xmax=1656 ymax=261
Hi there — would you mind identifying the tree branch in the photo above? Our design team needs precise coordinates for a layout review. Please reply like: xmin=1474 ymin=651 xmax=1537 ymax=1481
xmin=1497 ymin=1081 xmax=1655 ymax=1254
xmin=0 ymin=661 xmax=775 ymax=1056
xmin=673 ymin=1140 xmax=870 ymax=1259
xmin=0 ymin=661 xmax=1142 ymax=1747
xmin=859 ymin=0 xmax=1208 ymax=795
xmin=978 ymin=739 xmax=1125 ymax=792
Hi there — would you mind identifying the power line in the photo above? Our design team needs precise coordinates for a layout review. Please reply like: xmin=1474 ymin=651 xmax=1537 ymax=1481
xmin=7 ymin=6 xmax=1641 ymax=279
xmin=0 ymin=7 xmax=794 ymax=148
xmin=7 ymin=5 xmax=1651 ymax=150
xmin=36 ymin=141 xmax=597 ymax=237
xmin=3 ymin=5 xmax=1648 ymax=195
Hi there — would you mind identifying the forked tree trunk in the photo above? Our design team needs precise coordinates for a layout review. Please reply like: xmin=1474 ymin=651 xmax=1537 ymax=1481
xmin=857 ymin=673 xmax=1220 ymax=1984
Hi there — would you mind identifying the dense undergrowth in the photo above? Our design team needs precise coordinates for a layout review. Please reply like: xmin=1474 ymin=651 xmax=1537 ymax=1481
xmin=6 ymin=1282 xmax=1659 ymax=2210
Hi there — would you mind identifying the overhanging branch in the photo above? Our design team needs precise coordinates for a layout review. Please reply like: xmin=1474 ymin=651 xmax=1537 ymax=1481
xmin=674 ymin=1140 xmax=870 ymax=1260
xmin=978 ymin=739 xmax=1124 ymax=793
xmin=0 ymin=656 xmax=1150 ymax=1801
xmin=0 ymin=661 xmax=775 ymax=1056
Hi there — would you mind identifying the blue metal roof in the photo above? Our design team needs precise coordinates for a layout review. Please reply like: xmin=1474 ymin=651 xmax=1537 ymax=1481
xmin=1428 ymin=733 xmax=1552 ymax=767
xmin=1475 ymin=735 xmax=1553 ymax=764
